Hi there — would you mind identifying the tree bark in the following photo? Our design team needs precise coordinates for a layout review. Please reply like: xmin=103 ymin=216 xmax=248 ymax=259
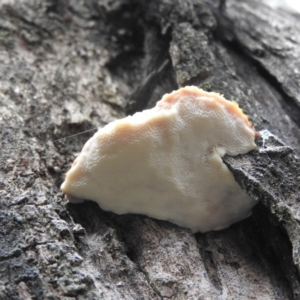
xmin=1 ymin=0 xmax=300 ymax=299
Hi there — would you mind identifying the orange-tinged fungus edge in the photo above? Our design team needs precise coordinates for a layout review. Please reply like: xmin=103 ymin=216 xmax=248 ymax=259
xmin=61 ymin=86 xmax=258 ymax=233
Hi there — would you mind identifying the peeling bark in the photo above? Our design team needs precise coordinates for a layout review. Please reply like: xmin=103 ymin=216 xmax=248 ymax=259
xmin=1 ymin=0 xmax=300 ymax=299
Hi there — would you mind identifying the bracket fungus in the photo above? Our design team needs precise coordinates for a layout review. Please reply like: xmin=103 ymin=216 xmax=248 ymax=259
xmin=61 ymin=86 xmax=258 ymax=233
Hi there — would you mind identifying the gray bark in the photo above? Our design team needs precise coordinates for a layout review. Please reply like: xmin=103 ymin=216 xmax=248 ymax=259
xmin=1 ymin=0 xmax=300 ymax=299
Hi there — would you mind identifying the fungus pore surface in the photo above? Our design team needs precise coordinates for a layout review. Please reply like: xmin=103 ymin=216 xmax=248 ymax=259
xmin=61 ymin=86 xmax=258 ymax=232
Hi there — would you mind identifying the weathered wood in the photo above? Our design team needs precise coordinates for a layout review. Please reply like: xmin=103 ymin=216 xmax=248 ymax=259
xmin=1 ymin=0 xmax=300 ymax=299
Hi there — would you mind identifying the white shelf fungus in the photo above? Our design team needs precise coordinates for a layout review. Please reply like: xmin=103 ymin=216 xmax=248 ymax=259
xmin=61 ymin=86 xmax=258 ymax=233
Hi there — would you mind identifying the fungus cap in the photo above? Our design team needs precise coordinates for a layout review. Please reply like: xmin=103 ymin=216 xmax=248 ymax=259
xmin=61 ymin=86 xmax=258 ymax=232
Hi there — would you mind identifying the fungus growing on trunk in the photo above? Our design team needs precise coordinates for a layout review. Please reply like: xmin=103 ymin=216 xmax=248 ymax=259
xmin=61 ymin=86 xmax=258 ymax=232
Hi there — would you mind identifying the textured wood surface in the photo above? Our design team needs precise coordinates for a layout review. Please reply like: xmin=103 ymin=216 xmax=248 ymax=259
xmin=1 ymin=0 xmax=300 ymax=299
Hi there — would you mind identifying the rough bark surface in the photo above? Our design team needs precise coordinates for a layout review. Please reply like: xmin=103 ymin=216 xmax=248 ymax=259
xmin=1 ymin=0 xmax=300 ymax=299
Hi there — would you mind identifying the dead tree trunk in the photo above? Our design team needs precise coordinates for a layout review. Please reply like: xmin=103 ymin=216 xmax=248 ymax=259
xmin=1 ymin=0 xmax=300 ymax=299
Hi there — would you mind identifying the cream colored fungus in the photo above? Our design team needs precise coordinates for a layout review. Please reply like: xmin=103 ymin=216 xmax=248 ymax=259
xmin=61 ymin=86 xmax=258 ymax=232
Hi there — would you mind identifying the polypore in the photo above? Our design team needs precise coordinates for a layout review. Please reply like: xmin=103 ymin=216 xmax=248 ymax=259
xmin=61 ymin=86 xmax=258 ymax=233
